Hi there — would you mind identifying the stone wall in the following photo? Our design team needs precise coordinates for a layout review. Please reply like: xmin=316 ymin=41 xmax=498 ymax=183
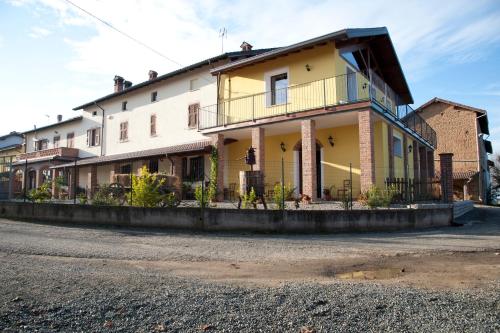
xmin=0 ymin=202 xmax=453 ymax=233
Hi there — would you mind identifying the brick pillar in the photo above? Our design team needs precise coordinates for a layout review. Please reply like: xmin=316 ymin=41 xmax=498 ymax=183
xmin=358 ymin=110 xmax=376 ymax=193
xmin=87 ymin=165 xmax=97 ymax=199
xmin=252 ymin=127 xmax=265 ymax=172
xmin=35 ymin=169 xmax=43 ymax=188
xmin=439 ymin=153 xmax=453 ymax=203
xmin=412 ymin=141 xmax=419 ymax=180
xmin=51 ymin=169 xmax=60 ymax=199
xmin=169 ymin=156 xmax=183 ymax=198
xmin=212 ymin=133 xmax=225 ymax=201
xmin=301 ymin=119 xmax=317 ymax=200
xmin=427 ymin=150 xmax=435 ymax=178
xmin=68 ymin=166 xmax=79 ymax=199
xmin=403 ymin=136 xmax=408 ymax=180
xmin=388 ymin=125 xmax=394 ymax=179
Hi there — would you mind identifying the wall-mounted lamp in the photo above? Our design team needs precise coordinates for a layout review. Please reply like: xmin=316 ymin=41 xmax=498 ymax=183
xmin=328 ymin=135 xmax=334 ymax=147
xmin=280 ymin=142 xmax=286 ymax=153
xmin=305 ymin=64 xmax=311 ymax=71
xmin=408 ymin=144 xmax=413 ymax=153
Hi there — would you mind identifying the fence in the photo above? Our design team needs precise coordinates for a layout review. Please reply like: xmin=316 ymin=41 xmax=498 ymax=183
xmin=199 ymin=70 xmax=437 ymax=147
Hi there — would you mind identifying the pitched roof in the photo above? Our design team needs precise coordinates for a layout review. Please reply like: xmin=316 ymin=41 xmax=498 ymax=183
xmin=52 ymin=140 xmax=212 ymax=168
xmin=416 ymin=97 xmax=489 ymax=135
xmin=72 ymin=49 xmax=276 ymax=111
xmin=23 ymin=116 xmax=83 ymax=134
xmin=209 ymin=27 xmax=413 ymax=104
xmin=0 ymin=131 xmax=23 ymax=141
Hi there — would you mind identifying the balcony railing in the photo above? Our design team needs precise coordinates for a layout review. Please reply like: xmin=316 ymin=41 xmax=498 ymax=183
xmin=19 ymin=147 xmax=79 ymax=161
xmin=200 ymin=71 xmax=436 ymax=147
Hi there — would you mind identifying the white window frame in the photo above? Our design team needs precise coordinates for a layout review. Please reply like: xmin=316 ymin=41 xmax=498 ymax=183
xmin=393 ymin=134 xmax=403 ymax=158
xmin=264 ymin=67 xmax=289 ymax=107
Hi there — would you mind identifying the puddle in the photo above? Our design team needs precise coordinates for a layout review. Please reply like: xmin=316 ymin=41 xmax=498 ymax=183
xmin=332 ymin=268 xmax=405 ymax=280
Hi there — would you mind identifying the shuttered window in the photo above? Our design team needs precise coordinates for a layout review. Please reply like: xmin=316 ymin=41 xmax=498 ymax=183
xmin=86 ymin=128 xmax=100 ymax=147
xmin=150 ymin=114 xmax=157 ymax=136
xmin=188 ymin=103 xmax=199 ymax=129
xmin=53 ymin=136 xmax=60 ymax=148
xmin=120 ymin=122 xmax=128 ymax=142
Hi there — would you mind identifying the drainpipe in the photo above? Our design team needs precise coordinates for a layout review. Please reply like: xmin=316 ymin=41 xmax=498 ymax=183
xmin=94 ymin=102 xmax=105 ymax=156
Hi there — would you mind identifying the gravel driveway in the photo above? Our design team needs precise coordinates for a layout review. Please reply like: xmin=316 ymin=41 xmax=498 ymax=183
xmin=0 ymin=205 xmax=499 ymax=332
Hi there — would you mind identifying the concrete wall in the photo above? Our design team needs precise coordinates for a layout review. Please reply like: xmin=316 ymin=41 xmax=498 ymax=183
xmin=0 ymin=202 xmax=453 ymax=233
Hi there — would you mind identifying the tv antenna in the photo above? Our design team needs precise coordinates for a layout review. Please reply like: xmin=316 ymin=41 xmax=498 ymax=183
xmin=219 ymin=27 xmax=227 ymax=53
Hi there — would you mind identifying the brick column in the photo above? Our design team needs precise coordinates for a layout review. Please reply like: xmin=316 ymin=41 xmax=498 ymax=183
xmin=403 ymin=136 xmax=408 ymax=180
xmin=68 ymin=166 xmax=79 ymax=199
xmin=439 ymin=153 xmax=453 ymax=203
xmin=35 ymin=169 xmax=43 ymax=188
xmin=358 ymin=110 xmax=376 ymax=193
xmin=301 ymin=119 xmax=317 ymax=200
xmin=51 ymin=169 xmax=60 ymax=199
xmin=388 ymin=125 xmax=394 ymax=179
xmin=169 ymin=156 xmax=183 ymax=198
xmin=212 ymin=133 xmax=225 ymax=201
xmin=87 ymin=165 xmax=97 ymax=199
xmin=252 ymin=127 xmax=265 ymax=172
xmin=427 ymin=150 xmax=435 ymax=178
xmin=412 ymin=141 xmax=419 ymax=180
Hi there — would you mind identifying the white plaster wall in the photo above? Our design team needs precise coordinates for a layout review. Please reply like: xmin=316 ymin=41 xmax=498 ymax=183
xmin=78 ymin=166 xmax=90 ymax=190
xmin=24 ymin=117 xmax=101 ymax=159
xmin=82 ymin=65 xmax=219 ymax=157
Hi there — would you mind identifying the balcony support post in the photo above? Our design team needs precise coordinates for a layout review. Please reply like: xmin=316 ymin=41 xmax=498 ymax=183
xmin=358 ymin=109 xmax=376 ymax=193
xmin=251 ymin=127 xmax=265 ymax=172
xmin=211 ymin=133 xmax=225 ymax=202
xmin=301 ymin=119 xmax=317 ymax=201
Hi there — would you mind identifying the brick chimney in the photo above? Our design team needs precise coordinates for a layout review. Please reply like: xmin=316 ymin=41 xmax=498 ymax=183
xmin=124 ymin=80 xmax=132 ymax=89
xmin=240 ymin=41 xmax=253 ymax=51
xmin=114 ymin=75 xmax=124 ymax=92
xmin=57 ymin=115 xmax=63 ymax=122
xmin=148 ymin=70 xmax=158 ymax=80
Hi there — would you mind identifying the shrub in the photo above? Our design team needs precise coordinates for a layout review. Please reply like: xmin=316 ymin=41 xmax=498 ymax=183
xmin=363 ymin=186 xmax=397 ymax=208
xmin=127 ymin=166 xmax=166 ymax=208
xmin=195 ymin=185 xmax=209 ymax=207
xmin=91 ymin=185 xmax=119 ymax=206
xmin=28 ymin=182 xmax=52 ymax=203
xmin=160 ymin=192 xmax=179 ymax=208
xmin=241 ymin=187 xmax=257 ymax=209
xmin=77 ymin=193 xmax=88 ymax=205
xmin=273 ymin=183 xmax=296 ymax=210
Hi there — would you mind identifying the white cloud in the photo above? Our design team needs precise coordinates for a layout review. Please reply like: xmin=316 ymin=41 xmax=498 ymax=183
xmin=28 ymin=26 xmax=52 ymax=38
xmin=12 ymin=0 xmax=498 ymax=85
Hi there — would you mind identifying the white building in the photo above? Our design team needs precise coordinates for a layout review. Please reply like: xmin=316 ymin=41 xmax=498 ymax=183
xmin=13 ymin=46 xmax=272 ymax=199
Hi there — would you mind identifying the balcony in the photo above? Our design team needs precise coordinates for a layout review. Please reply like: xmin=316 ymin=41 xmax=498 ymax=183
xmin=199 ymin=70 xmax=436 ymax=147
xmin=19 ymin=147 xmax=79 ymax=161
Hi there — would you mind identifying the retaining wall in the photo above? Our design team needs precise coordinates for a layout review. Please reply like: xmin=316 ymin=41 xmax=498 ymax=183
xmin=453 ymin=200 xmax=474 ymax=219
xmin=0 ymin=202 xmax=453 ymax=233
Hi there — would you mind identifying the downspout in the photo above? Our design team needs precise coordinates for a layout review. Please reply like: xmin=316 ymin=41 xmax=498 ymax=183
xmin=94 ymin=102 xmax=105 ymax=156
xmin=216 ymin=72 xmax=221 ymax=127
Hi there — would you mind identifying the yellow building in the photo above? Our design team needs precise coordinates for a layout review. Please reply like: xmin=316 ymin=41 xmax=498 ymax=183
xmin=200 ymin=28 xmax=436 ymax=200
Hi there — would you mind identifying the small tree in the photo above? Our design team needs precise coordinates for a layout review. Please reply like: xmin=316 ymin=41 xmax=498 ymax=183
xmin=128 ymin=166 xmax=165 ymax=207
xmin=91 ymin=184 xmax=119 ymax=206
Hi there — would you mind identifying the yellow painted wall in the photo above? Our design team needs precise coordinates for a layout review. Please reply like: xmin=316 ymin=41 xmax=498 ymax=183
xmin=225 ymin=124 xmax=362 ymax=197
xmin=374 ymin=121 xmax=390 ymax=188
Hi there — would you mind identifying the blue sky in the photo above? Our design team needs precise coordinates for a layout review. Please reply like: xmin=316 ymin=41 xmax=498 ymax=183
xmin=0 ymin=0 xmax=499 ymax=154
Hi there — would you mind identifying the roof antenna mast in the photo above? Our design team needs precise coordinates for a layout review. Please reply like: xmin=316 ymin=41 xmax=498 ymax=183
xmin=219 ymin=27 xmax=227 ymax=53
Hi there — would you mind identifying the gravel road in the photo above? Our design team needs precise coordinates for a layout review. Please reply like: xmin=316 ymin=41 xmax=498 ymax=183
xmin=0 ymin=205 xmax=499 ymax=332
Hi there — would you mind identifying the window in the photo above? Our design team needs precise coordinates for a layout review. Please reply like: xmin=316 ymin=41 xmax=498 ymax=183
xmin=190 ymin=156 xmax=204 ymax=181
xmin=270 ymin=73 xmax=288 ymax=105
xmin=122 ymin=101 xmax=127 ymax=111
xmin=92 ymin=111 xmax=97 ymax=116
xmin=393 ymin=136 xmax=403 ymax=158
xmin=120 ymin=164 xmax=131 ymax=174
xmin=181 ymin=157 xmax=188 ymax=180
xmin=151 ymin=91 xmax=157 ymax=102
xmin=53 ymin=136 xmax=60 ymax=148
xmin=120 ymin=122 xmax=128 ymax=142
xmin=149 ymin=159 xmax=159 ymax=173
xmin=188 ymin=103 xmax=199 ymax=129
xmin=67 ymin=132 xmax=75 ymax=148
xmin=86 ymin=128 xmax=100 ymax=147
xmin=189 ymin=78 xmax=200 ymax=91
xmin=35 ymin=139 xmax=48 ymax=151
xmin=150 ymin=114 xmax=157 ymax=136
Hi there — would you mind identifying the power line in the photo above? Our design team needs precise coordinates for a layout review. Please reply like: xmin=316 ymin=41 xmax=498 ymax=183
xmin=63 ymin=0 xmax=183 ymax=68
